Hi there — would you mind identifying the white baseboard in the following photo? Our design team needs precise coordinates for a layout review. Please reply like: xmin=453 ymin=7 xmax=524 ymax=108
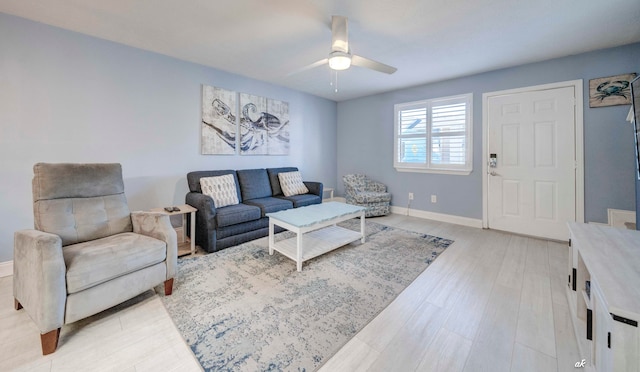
xmin=0 ymin=260 xmax=13 ymax=278
xmin=390 ymin=206 xmax=483 ymax=229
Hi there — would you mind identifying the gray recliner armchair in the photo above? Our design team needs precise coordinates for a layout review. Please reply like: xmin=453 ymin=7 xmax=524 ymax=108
xmin=13 ymin=163 xmax=177 ymax=355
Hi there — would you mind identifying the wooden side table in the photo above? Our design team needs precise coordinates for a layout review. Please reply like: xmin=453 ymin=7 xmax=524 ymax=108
xmin=151 ymin=204 xmax=197 ymax=257
xmin=323 ymin=187 xmax=334 ymax=201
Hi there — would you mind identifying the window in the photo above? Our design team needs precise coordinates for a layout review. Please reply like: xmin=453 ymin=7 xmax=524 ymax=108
xmin=394 ymin=93 xmax=473 ymax=174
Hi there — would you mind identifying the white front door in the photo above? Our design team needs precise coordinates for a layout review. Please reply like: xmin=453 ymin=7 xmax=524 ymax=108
xmin=486 ymin=85 xmax=577 ymax=240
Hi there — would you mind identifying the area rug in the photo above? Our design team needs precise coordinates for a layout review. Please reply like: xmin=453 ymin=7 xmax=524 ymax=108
xmin=161 ymin=220 xmax=453 ymax=371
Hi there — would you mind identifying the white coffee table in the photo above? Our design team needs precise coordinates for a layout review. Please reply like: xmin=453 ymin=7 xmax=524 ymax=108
xmin=267 ymin=201 xmax=366 ymax=271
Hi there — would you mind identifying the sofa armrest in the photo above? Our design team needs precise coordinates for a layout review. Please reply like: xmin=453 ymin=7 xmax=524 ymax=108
xmin=367 ymin=181 xmax=387 ymax=193
xmin=186 ymin=192 xmax=219 ymax=252
xmin=304 ymin=181 xmax=323 ymax=198
xmin=131 ymin=212 xmax=177 ymax=279
xmin=186 ymin=192 xmax=217 ymax=227
xmin=13 ymin=230 xmax=66 ymax=333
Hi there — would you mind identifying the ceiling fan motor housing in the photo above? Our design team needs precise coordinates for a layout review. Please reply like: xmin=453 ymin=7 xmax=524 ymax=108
xmin=328 ymin=51 xmax=351 ymax=70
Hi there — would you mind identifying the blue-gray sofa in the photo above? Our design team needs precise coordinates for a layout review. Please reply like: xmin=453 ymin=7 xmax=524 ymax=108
xmin=186 ymin=167 xmax=323 ymax=253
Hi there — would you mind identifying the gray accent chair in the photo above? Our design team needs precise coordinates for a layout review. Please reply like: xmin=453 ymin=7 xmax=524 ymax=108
xmin=343 ymin=174 xmax=392 ymax=217
xmin=13 ymin=163 xmax=177 ymax=355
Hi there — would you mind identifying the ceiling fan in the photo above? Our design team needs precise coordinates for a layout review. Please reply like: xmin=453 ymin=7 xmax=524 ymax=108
xmin=294 ymin=15 xmax=397 ymax=75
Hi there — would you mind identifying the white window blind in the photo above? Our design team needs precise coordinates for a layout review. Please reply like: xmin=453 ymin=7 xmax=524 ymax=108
xmin=394 ymin=93 xmax=473 ymax=174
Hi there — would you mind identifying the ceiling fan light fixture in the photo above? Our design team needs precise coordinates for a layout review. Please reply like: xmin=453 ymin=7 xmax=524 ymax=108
xmin=328 ymin=51 xmax=351 ymax=70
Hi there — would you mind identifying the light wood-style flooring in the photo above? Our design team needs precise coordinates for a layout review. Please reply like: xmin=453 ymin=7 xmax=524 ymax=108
xmin=0 ymin=214 xmax=580 ymax=371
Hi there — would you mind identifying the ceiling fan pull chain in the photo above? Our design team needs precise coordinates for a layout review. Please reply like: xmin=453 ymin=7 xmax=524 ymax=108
xmin=335 ymin=70 xmax=339 ymax=93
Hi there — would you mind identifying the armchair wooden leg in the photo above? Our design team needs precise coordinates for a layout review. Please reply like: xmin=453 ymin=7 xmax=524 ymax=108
xmin=14 ymin=298 xmax=22 ymax=310
xmin=164 ymin=278 xmax=174 ymax=296
xmin=41 ymin=328 xmax=60 ymax=355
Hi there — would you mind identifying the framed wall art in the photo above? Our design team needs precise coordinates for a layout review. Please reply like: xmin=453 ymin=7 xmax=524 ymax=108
xmin=239 ymin=93 xmax=290 ymax=155
xmin=589 ymin=73 xmax=637 ymax=108
xmin=201 ymin=85 xmax=237 ymax=155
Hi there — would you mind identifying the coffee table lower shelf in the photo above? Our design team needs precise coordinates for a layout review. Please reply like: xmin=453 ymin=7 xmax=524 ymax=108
xmin=270 ymin=225 xmax=362 ymax=268
xmin=273 ymin=226 xmax=362 ymax=271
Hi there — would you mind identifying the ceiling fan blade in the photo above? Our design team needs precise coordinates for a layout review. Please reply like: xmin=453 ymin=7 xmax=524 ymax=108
xmin=286 ymin=58 xmax=328 ymax=76
xmin=331 ymin=15 xmax=349 ymax=53
xmin=351 ymin=54 xmax=397 ymax=74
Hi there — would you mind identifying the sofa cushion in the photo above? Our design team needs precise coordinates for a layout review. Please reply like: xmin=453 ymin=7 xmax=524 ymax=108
xmin=276 ymin=194 xmax=321 ymax=208
xmin=216 ymin=217 xmax=269 ymax=239
xmin=278 ymin=171 xmax=309 ymax=196
xmin=243 ymin=197 xmax=293 ymax=217
xmin=33 ymin=163 xmax=133 ymax=246
xmin=354 ymin=201 xmax=391 ymax=217
xmin=267 ymin=167 xmax=298 ymax=196
xmin=237 ymin=169 xmax=271 ymax=200
xmin=215 ymin=203 xmax=262 ymax=228
xmin=200 ymin=174 xmax=240 ymax=208
xmin=33 ymin=162 xmax=125 ymax=200
xmin=35 ymin=195 xmax=133 ymax=247
xmin=63 ymin=232 xmax=166 ymax=294
xmin=349 ymin=191 xmax=392 ymax=204
xmin=237 ymin=169 xmax=272 ymax=200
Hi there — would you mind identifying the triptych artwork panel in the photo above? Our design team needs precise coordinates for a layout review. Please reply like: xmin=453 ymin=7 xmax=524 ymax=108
xmin=201 ymin=85 xmax=289 ymax=155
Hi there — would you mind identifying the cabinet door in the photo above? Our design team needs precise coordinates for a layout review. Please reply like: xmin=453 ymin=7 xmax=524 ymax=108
xmin=593 ymin=288 xmax=612 ymax=371
xmin=611 ymin=317 xmax=639 ymax=372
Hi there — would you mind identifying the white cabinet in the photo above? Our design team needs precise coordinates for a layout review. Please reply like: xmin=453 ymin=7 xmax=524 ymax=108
xmin=567 ymin=222 xmax=640 ymax=372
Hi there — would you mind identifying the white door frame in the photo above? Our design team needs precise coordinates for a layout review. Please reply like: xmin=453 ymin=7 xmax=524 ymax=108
xmin=482 ymin=79 xmax=585 ymax=230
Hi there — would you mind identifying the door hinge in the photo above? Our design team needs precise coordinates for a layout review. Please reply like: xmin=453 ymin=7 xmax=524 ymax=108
xmin=608 ymin=332 xmax=611 ymax=348
xmin=572 ymin=268 xmax=577 ymax=291
xmin=569 ymin=238 xmax=571 ymax=247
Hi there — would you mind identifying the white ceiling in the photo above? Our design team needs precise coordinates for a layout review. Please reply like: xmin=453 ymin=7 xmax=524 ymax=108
xmin=2 ymin=0 xmax=640 ymax=102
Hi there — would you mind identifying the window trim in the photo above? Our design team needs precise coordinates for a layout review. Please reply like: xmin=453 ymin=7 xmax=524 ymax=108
xmin=393 ymin=93 xmax=473 ymax=175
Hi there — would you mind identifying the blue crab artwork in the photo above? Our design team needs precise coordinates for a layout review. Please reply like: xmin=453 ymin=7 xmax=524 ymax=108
xmin=593 ymin=80 xmax=631 ymax=102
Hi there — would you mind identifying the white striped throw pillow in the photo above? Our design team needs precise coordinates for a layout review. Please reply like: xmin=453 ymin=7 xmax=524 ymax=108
xmin=200 ymin=174 xmax=240 ymax=208
xmin=278 ymin=171 xmax=309 ymax=197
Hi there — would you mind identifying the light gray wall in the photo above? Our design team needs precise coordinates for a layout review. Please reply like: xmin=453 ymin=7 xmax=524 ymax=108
xmin=337 ymin=43 xmax=640 ymax=223
xmin=0 ymin=13 xmax=337 ymax=263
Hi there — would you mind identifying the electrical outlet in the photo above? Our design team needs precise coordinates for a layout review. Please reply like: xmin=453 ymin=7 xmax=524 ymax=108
xmin=431 ymin=195 xmax=437 ymax=203
xmin=408 ymin=192 xmax=414 ymax=200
